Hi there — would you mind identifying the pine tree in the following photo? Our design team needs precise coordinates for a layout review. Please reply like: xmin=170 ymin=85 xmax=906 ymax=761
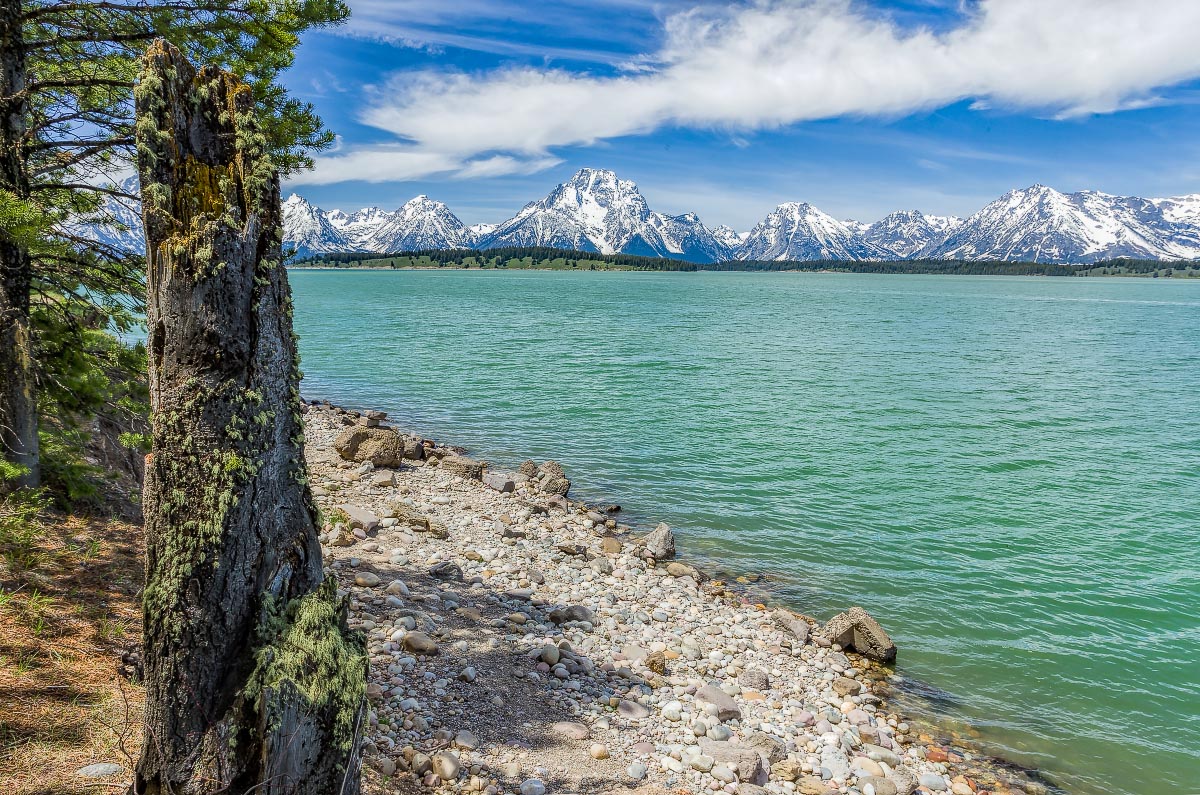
xmin=1 ymin=0 xmax=349 ymax=487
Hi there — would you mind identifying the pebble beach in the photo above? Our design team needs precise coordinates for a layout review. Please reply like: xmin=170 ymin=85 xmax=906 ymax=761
xmin=302 ymin=401 xmax=1055 ymax=795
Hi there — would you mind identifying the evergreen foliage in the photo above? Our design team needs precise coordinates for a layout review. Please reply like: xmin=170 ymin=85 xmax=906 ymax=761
xmin=300 ymin=248 xmax=1199 ymax=277
xmin=303 ymin=246 xmax=699 ymax=271
xmin=1 ymin=0 xmax=349 ymax=493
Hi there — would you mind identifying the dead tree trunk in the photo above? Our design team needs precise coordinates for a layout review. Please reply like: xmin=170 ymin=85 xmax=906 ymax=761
xmin=0 ymin=0 xmax=39 ymax=487
xmin=133 ymin=40 xmax=365 ymax=795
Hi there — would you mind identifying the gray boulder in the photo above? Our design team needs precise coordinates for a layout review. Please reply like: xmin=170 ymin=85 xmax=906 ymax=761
xmin=337 ymin=504 xmax=379 ymax=532
xmin=429 ymin=561 xmax=464 ymax=581
xmin=403 ymin=631 xmax=439 ymax=655
xmin=643 ymin=522 xmax=675 ymax=559
xmin=483 ymin=472 xmax=515 ymax=493
xmin=743 ymin=731 xmax=786 ymax=764
xmin=698 ymin=739 xmax=767 ymax=785
xmin=823 ymin=606 xmax=897 ymax=662
xmin=548 ymin=605 xmax=596 ymax=625
xmin=665 ymin=561 xmax=705 ymax=581
xmin=695 ymin=684 xmax=740 ymax=721
xmin=888 ymin=764 xmax=919 ymax=795
xmin=540 ymin=475 xmax=571 ymax=496
xmin=738 ymin=668 xmax=770 ymax=692
xmin=772 ymin=609 xmax=811 ymax=646
xmin=384 ymin=503 xmax=431 ymax=532
xmin=859 ymin=776 xmax=899 ymax=795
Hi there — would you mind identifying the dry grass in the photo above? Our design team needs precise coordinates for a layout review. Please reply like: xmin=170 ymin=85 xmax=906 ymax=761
xmin=0 ymin=513 xmax=145 ymax=795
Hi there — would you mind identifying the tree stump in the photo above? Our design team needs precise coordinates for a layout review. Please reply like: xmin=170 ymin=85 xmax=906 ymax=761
xmin=133 ymin=40 xmax=365 ymax=795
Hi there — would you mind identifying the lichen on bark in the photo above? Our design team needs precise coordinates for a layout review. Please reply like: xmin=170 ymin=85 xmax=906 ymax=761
xmin=134 ymin=40 xmax=364 ymax=795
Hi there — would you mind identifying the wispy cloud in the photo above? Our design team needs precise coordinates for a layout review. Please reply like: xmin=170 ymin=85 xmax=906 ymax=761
xmin=338 ymin=0 xmax=674 ymax=63
xmin=293 ymin=0 xmax=1200 ymax=186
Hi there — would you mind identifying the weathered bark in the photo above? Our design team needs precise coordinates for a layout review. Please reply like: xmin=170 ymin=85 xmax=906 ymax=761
xmin=134 ymin=40 xmax=365 ymax=795
xmin=0 ymin=0 xmax=39 ymax=487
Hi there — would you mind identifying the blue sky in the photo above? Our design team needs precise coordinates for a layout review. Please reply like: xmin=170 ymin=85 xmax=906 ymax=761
xmin=281 ymin=0 xmax=1200 ymax=229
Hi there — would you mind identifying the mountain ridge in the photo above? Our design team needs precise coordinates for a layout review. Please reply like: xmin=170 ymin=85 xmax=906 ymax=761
xmin=71 ymin=169 xmax=1200 ymax=264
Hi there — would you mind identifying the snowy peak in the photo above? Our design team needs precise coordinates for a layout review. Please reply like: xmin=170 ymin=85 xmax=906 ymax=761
xmin=367 ymin=195 xmax=474 ymax=252
xmin=649 ymin=211 xmax=736 ymax=263
xmin=861 ymin=210 xmax=962 ymax=258
xmin=62 ymin=174 xmax=146 ymax=255
xmin=927 ymin=184 xmax=1200 ymax=263
xmin=282 ymin=193 xmax=351 ymax=256
xmin=711 ymin=225 xmax=747 ymax=253
xmin=343 ymin=206 xmax=394 ymax=229
xmin=739 ymin=202 xmax=889 ymax=261
xmin=480 ymin=167 xmax=730 ymax=262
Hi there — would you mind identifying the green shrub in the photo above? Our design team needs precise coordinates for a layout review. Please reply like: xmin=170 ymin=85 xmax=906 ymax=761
xmin=0 ymin=470 xmax=49 ymax=577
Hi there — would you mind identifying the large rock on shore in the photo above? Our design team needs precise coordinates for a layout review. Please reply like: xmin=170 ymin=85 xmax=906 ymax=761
xmin=642 ymin=522 xmax=675 ymax=560
xmin=337 ymin=504 xmax=379 ymax=532
xmin=823 ymin=606 xmax=897 ymax=662
xmin=334 ymin=426 xmax=423 ymax=467
xmin=698 ymin=739 xmax=768 ymax=785
xmin=440 ymin=455 xmax=484 ymax=481
xmin=483 ymin=472 xmax=515 ymax=493
xmin=772 ymin=609 xmax=811 ymax=646
xmin=384 ymin=503 xmax=430 ymax=532
xmin=526 ymin=460 xmax=571 ymax=496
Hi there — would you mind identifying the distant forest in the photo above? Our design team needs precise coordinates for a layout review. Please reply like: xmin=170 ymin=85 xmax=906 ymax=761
xmin=293 ymin=248 xmax=1200 ymax=277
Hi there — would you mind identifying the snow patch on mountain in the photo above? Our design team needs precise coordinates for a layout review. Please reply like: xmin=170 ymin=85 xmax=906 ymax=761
xmin=283 ymin=193 xmax=352 ymax=256
xmin=60 ymin=175 xmax=146 ymax=256
xmin=860 ymin=210 xmax=963 ymax=258
xmin=367 ymin=195 xmax=474 ymax=252
xmin=1153 ymin=194 xmax=1200 ymax=226
xmin=738 ymin=202 xmax=890 ymax=261
xmin=479 ymin=168 xmax=729 ymax=262
xmin=927 ymin=185 xmax=1200 ymax=263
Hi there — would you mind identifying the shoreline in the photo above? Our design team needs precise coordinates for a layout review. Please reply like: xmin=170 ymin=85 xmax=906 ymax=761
xmin=303 ymin=399 xmax=1061 ymax=795
xmin=287 ymin=264 xmax=1200 ymax=278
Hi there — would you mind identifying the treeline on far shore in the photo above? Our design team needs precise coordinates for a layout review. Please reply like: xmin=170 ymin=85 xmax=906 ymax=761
xmin=292 ymin=247 xmax=1200 ymax=277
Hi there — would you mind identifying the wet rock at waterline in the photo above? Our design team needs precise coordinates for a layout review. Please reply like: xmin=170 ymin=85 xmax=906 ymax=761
xmin=824 ymin=606 xmax=897 ymax=662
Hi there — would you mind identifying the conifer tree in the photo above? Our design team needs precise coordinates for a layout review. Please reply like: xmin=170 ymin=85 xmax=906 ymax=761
xmin=1 ymin=0 xmax=348 ymax=486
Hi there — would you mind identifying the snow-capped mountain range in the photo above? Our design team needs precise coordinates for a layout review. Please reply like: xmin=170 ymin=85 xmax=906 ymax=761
xmin=60 ymin=175 xmax=145 ymax=255
xmin=76 ymin=169 xmax=1200 ymax=264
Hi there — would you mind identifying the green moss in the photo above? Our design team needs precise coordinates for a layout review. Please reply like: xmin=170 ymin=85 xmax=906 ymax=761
xmin=141 ymin=379 xmax=263 ymax=633
xmin=247 ymin=579 xmax=367 ymax=751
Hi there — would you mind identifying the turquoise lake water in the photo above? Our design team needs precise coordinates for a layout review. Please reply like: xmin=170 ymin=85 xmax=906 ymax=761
xmin=289 ymin=269 xmax=1200 ymax=795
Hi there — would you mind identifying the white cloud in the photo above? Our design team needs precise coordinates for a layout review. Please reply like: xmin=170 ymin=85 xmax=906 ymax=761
xmin=452 ymin=155 xmax=565 ymax=180
xmin=295 ymin=0 xmax=1200 ymax=186
xmin=298 ymin=147 xmax=462 ymax=184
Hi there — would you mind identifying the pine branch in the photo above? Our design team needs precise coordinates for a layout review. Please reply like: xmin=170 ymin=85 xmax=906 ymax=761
xmin=29 ymin=77 xmax=135 ymax=92
xmin=27 ymin=137 xmax=136 ymax=152
xmin=23 ymin=1 xmax=246 ymax=23
xmin=29 ymin=182 xmax=138 ymax=200
xmin=25 ymin=30 xmax=160 ymax=49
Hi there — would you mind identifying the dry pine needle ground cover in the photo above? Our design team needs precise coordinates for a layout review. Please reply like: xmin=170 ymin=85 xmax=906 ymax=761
xmin=0 ymin=510 xmax=145 ymax=795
